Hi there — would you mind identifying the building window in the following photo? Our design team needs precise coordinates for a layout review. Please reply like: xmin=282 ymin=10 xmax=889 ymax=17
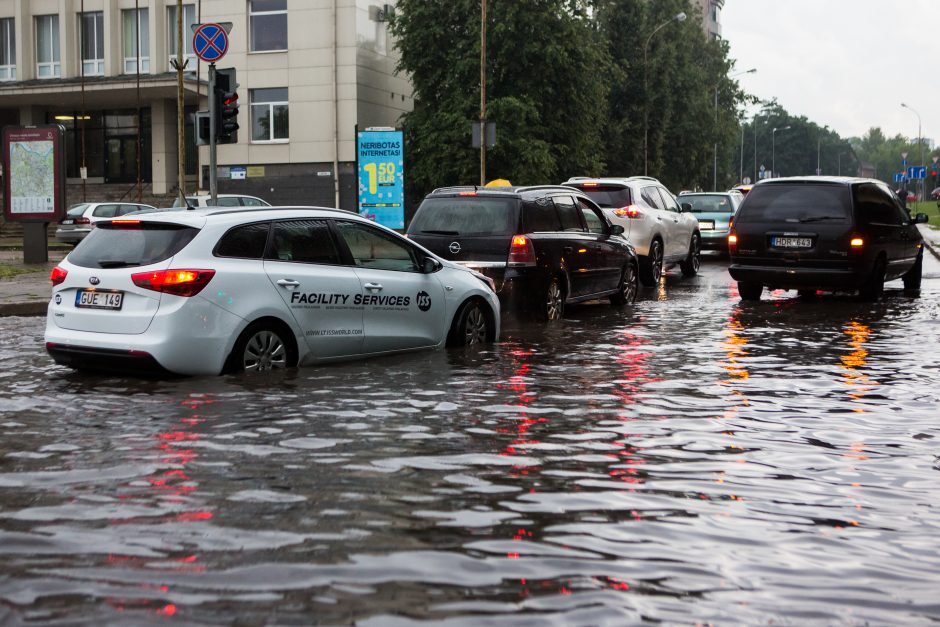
xmin=249 ymin=0 xmax=287 ymax=52
xmin=0 ymin=18 xmax=15 ymax=80
xmin=123 ymin=8 xmax=150 ymax=74
xmin=36 ymin=15 xmax=61 ymax=78
xmin=80 ymin=12 xmax=104 ymax=76
xmin=711 ymin=2 xmax=721 ymax=25
xmin=250 ymin=88 xmax=289 ymax=142
xmin=167 ymin=4 xmax=196 ymax=69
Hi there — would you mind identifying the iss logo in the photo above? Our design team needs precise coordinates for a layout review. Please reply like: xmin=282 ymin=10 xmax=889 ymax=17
xmin=416 ymin=291 xmax=432 ymax=312
xmin=54 ymin=293 xmax=62 ymax=305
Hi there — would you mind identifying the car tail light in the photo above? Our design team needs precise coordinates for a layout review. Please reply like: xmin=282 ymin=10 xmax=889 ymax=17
xmin=111 ymin=219 xmax=141 ymax=225
xmin=132 ymin=269 xmax=216 ymax=297
xmin=850 ymin=237 xmax=864 ymax=248
xmin=74 ymin=217 xmax=90 ymax=225
xmin=508 ymin=235 xmax=536 ymax=266
xmin=458 ymin=191 xmax=477 ymax=197
xmin=613 ymin=205 xmax=642 ymax=219
xmin=728 ymin=232 xmax=738 ymax=252
xmin=50 ymin=266 xmax=68 ymax=286
xmin=580 ymin=182 xmax=599 ymax=188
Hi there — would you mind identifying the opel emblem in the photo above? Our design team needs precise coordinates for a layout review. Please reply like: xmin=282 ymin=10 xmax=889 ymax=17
xmin=89 ymin=276 xmax=100 ymax=285
xmin=448 ymin=241 xmax=461 ymax=255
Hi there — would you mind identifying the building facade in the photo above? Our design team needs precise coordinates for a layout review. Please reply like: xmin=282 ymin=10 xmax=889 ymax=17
xmin=692 ymin=0 xmax=723 ymax=40
xmin=0 ymin=0 xmax=411 ymax=209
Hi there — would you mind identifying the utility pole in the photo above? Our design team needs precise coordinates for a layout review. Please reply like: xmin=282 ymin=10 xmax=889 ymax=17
xmin=479 ymin=0 xmax=487 ymax=186
xmin=173 ymin=0 xmax=186 ymax=202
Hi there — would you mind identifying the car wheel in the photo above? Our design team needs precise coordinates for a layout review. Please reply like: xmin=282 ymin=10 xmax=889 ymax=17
xmin=679 ymin=234 xmax=701 ymax=277
xmin=541 ymin=277 xmax=565 ymax=321
xmin=902 ymin=249 xmax=923 ymax=291
xmin=228 ymin=320 xmax=297 ymax=373
xmin=738 ymin=282 xmax=763 ymax=301
xmin=639 ymin=240 xmax=663 ymax=286
xmin=858 ymin=256 xmax=886 ymax=301
xmin=447 ymin=299 xmax=493 ymax=347
xmin=610 ymin=261 xmax=639 ymax=306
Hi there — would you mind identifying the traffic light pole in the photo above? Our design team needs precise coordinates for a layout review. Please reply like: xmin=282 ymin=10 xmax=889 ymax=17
xmin=208 ymin=63 xmax=218 ymax=204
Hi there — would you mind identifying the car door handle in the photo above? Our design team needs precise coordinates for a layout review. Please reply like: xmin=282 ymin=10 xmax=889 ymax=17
xmin=276 ymin=279 xmax=300 ymax=288
xmin=364 ymin=282 xmax=383 ymax=291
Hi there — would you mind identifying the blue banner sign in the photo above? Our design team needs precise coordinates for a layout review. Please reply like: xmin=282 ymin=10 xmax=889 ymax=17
xmin=357 ymin=130 xmax=404 ymax=229
xmin=907 ymin=166 xmax=927 ymax=180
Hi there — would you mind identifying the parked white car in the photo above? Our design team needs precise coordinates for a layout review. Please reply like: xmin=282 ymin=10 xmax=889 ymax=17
xmin=562 ymin=176 xmax=701 ymax=285
xmin=54 ymin=202 xmax=157 ymax=245
xmin=172 ymin=193 xmax=270 ymax=208
xmin=45 ymin=207 xmax=500 ymax=376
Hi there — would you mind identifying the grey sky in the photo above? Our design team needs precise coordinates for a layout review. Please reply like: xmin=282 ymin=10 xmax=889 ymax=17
xmin=722 ymin=1 xmax=936 ymax=152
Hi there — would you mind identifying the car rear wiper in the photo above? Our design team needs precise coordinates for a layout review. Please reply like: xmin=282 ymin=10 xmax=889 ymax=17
xmin=799 ymin=216 xmax=844 ymax=223
xmin=420 ymin=230 xmax=459 ymax=235
xmin=97 ymin=260 xmax=141 ymax=268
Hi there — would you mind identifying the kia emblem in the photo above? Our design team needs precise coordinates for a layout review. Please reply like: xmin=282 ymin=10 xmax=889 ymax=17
xmin=448 ymin=241 xmax=461 ymax=255
xmin=89 ymin=276 xmax=100 ymax=285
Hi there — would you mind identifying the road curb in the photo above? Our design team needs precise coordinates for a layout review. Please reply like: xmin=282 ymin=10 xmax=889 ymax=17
xmin=917 ymin=225 xmax=940 ymax=262
xmin=0 ymin=301 xmax=47 ymax=317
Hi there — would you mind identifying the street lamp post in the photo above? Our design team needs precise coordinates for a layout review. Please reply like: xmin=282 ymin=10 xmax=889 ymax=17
xmin=643 ymin=11 xmax=686 ymax=177
xmin=714 ymin=68 xmax=755 ymax=190
xmin=771 ymin=125 xmax=790 ymax=178
xmin=901 ymin=103 xmax=922 ymax=199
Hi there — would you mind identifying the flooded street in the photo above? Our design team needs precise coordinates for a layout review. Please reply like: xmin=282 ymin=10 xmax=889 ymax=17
xmin=2 ymin=256 xmax=940 ymax=625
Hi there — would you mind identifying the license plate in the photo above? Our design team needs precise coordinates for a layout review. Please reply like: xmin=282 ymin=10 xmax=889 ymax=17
xmin=772 ymin=236 xmax=812 ymax=248
xmin=75 ymin=289 xmax=124 ymax=310
xmin=61 ymin=219 xmax=74 ymax=225
xmin=698 ymin=220 xmax=714 ymax=230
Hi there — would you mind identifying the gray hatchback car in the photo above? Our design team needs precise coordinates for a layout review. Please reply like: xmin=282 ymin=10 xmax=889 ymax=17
xmin=55 ymin=202 xmax=157 ymax=245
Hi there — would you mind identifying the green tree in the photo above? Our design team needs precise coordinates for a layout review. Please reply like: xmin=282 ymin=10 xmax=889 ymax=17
xmin=390 ymin=0 xmax=609 ymax=206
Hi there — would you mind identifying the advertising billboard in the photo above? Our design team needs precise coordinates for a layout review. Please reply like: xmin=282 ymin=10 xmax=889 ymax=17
xmin=356 ymin=129 xmax=404 ymax=229
xmin=3 ymin=125 xmax=67 ymax=223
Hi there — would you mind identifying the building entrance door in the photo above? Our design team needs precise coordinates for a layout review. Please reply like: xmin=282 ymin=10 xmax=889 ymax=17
xmin=103 ymin=109 xmax=151 ymax=184
xmin=105 ymin=136 xmax=139 ymax=183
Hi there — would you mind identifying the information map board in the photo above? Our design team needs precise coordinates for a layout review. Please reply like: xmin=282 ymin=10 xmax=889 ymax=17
xmin=2 ymin=125 xmax=67 ymax=223
xmin=356 ymin=129 xmax=404 ymax=229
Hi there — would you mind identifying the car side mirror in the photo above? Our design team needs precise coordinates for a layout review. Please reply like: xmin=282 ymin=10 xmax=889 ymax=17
xmin=422 ymin=257 xmax=443 ymax=273
xmin=681 ymin=203 xmax=693 ymax=213
xmin=610 ymin=224 xmax=625 ymax=235
xmin=913 ymin=213 xmax=929 ymax=224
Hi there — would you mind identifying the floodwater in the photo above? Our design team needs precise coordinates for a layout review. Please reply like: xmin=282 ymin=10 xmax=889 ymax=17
xmin=1 ymin=257 xmax=939 ymax=625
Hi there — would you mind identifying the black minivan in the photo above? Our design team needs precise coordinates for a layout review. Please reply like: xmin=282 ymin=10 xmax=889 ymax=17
xmin=728 ymin=177 xmax=928 ymax=301
xmin=407 ymin=185 xmax=639 ymax=319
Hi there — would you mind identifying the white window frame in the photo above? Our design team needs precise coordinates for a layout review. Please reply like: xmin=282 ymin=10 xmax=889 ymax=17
xmin=36 ymin=15 xmax=61 ymax=78
xmin=0 ymin=18 xmax=15 ymax=81
xmin=166 ymin=4 xmax=196 ymax=70
xmin=249 ymin=0 xmax=287 ymax=53
xmin=250 ymin=88 xmax=289 ymax=143
xmin=79 ymin=11 xmax=105 ymax=76
xmin=123 ymin=8 xmax=150 ymax=74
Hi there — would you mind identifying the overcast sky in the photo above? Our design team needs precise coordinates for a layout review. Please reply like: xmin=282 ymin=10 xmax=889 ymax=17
xmin=722 ymin=1 xmax=937 ymax=152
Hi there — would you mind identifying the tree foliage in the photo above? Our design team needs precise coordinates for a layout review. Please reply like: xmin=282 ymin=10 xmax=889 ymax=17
xmin=849 ymin=128 xmax=939 ymax=191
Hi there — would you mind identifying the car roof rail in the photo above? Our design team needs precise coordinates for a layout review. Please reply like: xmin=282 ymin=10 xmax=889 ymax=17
xmin=430 ymin=185 xmax=481 ymax=194
xmin=515 ymin=184 xmax=579 ymax=194
xmin=204 ymin=206 xmax=354 ymax=218
xmin=624 ymin=176 xmax=660 ymax=183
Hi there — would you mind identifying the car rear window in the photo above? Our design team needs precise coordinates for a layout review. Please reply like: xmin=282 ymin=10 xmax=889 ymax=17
xmin=683 ymin=194 xmax=735 ymax=213
xmin=66 ymin=204 xmax=89 ymax=218
xmin=68 ymin=223 xmax=199 ymax=269
xmin=574 ymin=186 xmax=632 ymax=208
xmin=408 ymin=197 xmax=518 ymax=236
xmin=736 ymin=184 xmax=851 ymax=223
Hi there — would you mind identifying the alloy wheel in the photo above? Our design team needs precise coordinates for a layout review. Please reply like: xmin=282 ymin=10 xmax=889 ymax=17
xmin=243 ymin=330 xmax=288 ymax=372
xmin=545 ymin=280 xmax=563 ymax=320
xmin=463 ymin=305 xmax=488 ymax=345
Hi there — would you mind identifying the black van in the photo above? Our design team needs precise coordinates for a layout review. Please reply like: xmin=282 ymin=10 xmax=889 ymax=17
xmin=406 ymin=185 xmax=639 ymax=319
xmin=728 ymin=177 xmax=928 ymax=301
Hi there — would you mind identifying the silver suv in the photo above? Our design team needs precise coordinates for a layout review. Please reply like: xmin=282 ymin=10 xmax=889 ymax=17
xmin=562 ymin=176 xmax=700 ymax=286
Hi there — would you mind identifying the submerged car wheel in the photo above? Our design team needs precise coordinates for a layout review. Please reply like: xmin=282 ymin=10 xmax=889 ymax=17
xmin=738 ymin=282 xmax=763 ymax=301
xmin=610 ymin=261 xmax=639 ymax=306
xmin=448 ymin=299 xmax=492 ymax=347
xmin=639 ymin=240 xmax=663 ymax=286
xmin=859 ymin=256 xmax=886 ymax=301
xmin=228 ymin=321 xmax=298 ymax=373
xmin=902 ymin=249 xmax=923 ymax=291
xmin=679 ymin=234 xmax=701 ymax=277
xmin=542 ymin=277 xmax=565 ymax=321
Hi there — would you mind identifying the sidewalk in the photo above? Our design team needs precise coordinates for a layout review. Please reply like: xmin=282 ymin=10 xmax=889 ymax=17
xmin=2 ymin=227 xmax=940 ymax=317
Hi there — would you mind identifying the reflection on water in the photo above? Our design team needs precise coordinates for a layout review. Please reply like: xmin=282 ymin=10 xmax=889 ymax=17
xmin=1 ymin=261 xmax=940 ymax=624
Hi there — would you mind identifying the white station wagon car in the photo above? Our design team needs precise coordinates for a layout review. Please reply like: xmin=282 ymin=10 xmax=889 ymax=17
xmin=45 ymin=207 xmax=500 ymax=376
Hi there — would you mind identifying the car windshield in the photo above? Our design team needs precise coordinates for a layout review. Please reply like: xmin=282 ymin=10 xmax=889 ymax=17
xmin=68 ymin=223 xmax=199 ymax=268
xmin=736 ymin=184 xmax=851 ymax=223
xmin=408 ymin=197 xmax=518 ymax=236
xmin=682 ymin=194 xmax=734 ymax=213
xmin=66 ymin=204 xmax=90 ymax=217
xmin=575 ymin=186 xmax=632 ymax=208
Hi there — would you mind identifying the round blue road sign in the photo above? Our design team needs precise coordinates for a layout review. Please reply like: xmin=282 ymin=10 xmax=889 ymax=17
xmin=193 ymin=23 xmax=229 ymax=63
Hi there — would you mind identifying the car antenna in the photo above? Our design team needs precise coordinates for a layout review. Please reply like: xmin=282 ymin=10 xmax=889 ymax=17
xmin=180 ymin=189 xmax=195 ymax=211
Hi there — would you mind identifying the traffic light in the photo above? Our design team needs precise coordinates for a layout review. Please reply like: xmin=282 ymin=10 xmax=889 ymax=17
xmin=214 ymin=68 xmax=239 ymax=144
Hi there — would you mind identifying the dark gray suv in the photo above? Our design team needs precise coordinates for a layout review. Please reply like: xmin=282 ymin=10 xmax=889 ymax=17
xmin=728 ymin=176 xmax=928 ymax=301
